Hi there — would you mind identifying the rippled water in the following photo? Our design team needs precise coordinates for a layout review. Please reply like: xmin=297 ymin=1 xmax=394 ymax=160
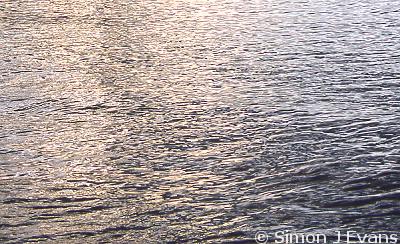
xmin=1 ymin=0 xmax=400 ymax=243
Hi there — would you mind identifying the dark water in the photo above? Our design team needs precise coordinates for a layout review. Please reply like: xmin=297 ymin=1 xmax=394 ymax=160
xmin=1 ymin=0 xmax=400 ymax=243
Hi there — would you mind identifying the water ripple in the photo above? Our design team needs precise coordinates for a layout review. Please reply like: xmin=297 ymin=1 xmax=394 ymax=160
xmin=1 ymin=0 xmax=400 ymax=242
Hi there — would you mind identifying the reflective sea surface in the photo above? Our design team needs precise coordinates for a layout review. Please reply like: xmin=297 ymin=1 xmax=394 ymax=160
xmin=1 ymin=0 xmax=400 ymax=243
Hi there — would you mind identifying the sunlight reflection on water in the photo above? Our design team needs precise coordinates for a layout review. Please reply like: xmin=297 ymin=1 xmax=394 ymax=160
xmin=1 ymin=0 xmax=400 ymax=242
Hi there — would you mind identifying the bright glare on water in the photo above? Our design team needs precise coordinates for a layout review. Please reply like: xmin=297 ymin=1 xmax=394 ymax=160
xmin=1 ymin=0 xmax=400 ymax=243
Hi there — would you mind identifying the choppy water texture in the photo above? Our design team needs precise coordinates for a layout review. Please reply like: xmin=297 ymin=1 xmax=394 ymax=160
xmin=1 ymin=0 xmax=400 ymax=243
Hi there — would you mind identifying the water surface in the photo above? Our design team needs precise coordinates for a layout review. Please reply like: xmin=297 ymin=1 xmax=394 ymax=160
xmin=1 ymin=0 xmax=400 ymax=242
